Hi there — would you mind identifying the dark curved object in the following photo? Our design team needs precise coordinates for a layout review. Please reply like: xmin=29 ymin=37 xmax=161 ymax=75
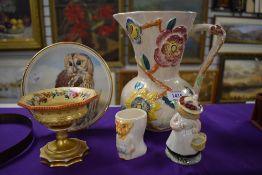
xmin=0 ymin=114 xmax=34 ymax=167
xmin=251 ymin=93 xmax=262 ymax=131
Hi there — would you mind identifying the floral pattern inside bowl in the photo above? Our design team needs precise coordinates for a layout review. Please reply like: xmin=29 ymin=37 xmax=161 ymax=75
xmin=18 ymin=87 xmax=97 ymax=110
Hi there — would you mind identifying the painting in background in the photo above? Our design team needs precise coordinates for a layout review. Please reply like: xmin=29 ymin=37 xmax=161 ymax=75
xmin=0 ymin=59 xmax=27 ymax=103
xmin=0 ymin=0 xmax=43 ymax=49
xmin=224 ymin=25 xmax=262 ymax=44
xmin=128 ymin=0 xmax=208 ymax=64
xmin=180 ymin=71 xmax=218 ymax=103
xmin=217 ymin=54 xmax=262 ymax=103
xmin=50 ymin=0 xmax=124 ymax=67
xmin=212 ymin=0 xmax=231 ymax=11
xmin=214 ymin=16 xmax=262 ymax=53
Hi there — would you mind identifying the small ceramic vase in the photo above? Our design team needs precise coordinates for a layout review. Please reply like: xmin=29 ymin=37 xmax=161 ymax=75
xmin=166 ymin=96 xmax=207 ymax=165
xmin=115 ymin=108 xmax=147 ymax=160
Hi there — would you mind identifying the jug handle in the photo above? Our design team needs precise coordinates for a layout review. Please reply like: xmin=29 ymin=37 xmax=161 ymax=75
xmin=192 ymin=24 xmax=226 ymax=100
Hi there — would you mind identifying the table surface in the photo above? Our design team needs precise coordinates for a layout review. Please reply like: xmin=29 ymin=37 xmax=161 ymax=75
xmin=0 ymin=104 xmax=262 ymax=175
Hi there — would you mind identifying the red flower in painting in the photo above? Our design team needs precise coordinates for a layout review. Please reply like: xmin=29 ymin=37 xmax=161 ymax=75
xmin=62 ymin=2 xmax=117 ymax=43
xmin=97 ymin=4 xmax=114 ymax=20
xmin=98 ymin=26 xmax=112 ymax=37
xmin=70 ymin=22 xmax=89 ymax=38
xmin=64 ymin=2 xmax=85 ymax=23
xmin=98 ymin=21 xmax=116 ymax=36
xmin=63 ymin=35 xmax=73 ymax=42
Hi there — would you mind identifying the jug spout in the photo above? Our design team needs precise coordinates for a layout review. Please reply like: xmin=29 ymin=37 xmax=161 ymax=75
xmin=114 ymin=11 xmax=197 ymax=36
xmin=113 ymin=11 xmax=197 ymax=80
xmin=113 ymin=13 xmax=127 ymax=30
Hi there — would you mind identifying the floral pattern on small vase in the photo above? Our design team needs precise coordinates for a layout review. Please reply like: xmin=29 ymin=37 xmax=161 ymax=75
xmin=126 ymin=18 xmax=142 ymax=44
xmin=154 ymin=26 xmax=187 ymax=67
xmin=27 ymin=89 xmax=90 ymax=106
xmin=115 ymin=119 xmax=134 ymax=140
xmin=125 ymin=88 xmax=160 ymax=122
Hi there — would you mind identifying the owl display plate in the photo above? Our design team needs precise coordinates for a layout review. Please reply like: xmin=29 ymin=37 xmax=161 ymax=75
xmin=21 ymin=42 xmax=113 ymax=131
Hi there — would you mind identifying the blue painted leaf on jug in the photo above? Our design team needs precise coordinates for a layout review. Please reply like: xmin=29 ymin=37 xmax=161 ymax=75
xmin=141 ymin=54 xmax=150 ymax=70
xmin=166 ymin=18 xmax=176 ymax=30
xmin=135 ymin=82 xmax=144 ymax=90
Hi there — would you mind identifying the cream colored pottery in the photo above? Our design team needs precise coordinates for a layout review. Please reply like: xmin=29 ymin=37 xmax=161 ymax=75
xmin=114 ymin=11 xmax=225 ymax=131
xmin=115 ymin=108 xmax=147 ymax=160
xmin=18 ymin=87 xmax=97 ymax=127
xmin=165 ymin=96 xmax=206 ymax=165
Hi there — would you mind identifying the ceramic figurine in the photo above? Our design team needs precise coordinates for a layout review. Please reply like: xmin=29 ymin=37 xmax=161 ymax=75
xmin=165 ymin=95 xmax=207 ymax=165
xmin=115 ymin=108 xmax=147 ymax=160
xmin=113 ymin=11 xmax=226 ymax=131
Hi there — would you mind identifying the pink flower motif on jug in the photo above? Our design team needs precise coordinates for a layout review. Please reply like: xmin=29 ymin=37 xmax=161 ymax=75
xmin=154 ymin=26 xmax=187 ymax=67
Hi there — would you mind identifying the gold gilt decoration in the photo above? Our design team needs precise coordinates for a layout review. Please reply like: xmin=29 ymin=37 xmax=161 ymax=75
xmin=115 ymin=119 xmax=133 ymax=140
xmin=17 ymin=87 xmax=98 ymax=167
xmin=125 ymin=88 xmax=161 ymax=122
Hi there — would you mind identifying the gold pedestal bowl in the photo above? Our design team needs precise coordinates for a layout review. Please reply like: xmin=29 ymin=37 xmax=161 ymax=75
xmin=18 ymin=87 xmax=97 ymax=167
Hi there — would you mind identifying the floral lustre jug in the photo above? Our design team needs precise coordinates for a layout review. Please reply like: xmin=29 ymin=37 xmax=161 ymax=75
xmin=113 ymin=11 xmax=225 ymax=131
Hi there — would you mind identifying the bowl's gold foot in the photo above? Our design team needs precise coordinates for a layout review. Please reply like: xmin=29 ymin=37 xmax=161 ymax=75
xmin=40 ymin=138 xmax=89 ymax=167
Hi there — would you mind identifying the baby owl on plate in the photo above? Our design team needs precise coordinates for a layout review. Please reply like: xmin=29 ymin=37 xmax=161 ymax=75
xmin=55 ymin=53 xmax=94 ymax=88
